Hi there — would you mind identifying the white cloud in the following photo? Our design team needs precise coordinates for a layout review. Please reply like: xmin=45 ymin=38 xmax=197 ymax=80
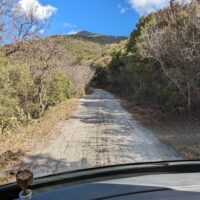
xmin=128 ymin=0 xmax=192 ymax=16
xmin=62 ymin=22 xmax=77 ymax=28
xmin=118 ymin=4 xmax=129 ymax=14
xmin=67 ymin=29 xmax=80 ymax=35
xmin=120 ymin=7 xmax=128 ymax=14
xmin=18 ymin=0 xmax=57 ymax=20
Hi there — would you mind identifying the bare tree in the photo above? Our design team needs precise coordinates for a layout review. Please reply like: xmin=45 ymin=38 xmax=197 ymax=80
xmin=0 ymin=0 xmax=50 ymax=54
xmin=0 ymin=0 xmax=11 ymax=46
xmin=26 ymin=39 xmax=61 ymax=117
xmin=63 ymin=64 xmax=94 ymax=96
xmin=142 ymin=0 xmax=200 ymax=115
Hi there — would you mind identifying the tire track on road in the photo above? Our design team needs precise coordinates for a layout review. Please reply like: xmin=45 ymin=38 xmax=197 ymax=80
xmin=22 ymin=88 xmax=181 ymax=178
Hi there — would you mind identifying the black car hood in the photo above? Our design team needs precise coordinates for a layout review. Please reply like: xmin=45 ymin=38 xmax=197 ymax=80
xmin=1 ymin=160 xmax=200 ymax=200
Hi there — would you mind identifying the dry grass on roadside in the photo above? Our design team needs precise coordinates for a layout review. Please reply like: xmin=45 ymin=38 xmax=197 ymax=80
xmin=0 ymin=99 xmax=79 ymax=185
xmin=120 ymin=98 xmax=200 ymax=160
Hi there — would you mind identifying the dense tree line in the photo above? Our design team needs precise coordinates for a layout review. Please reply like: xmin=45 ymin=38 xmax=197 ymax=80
xmin=94 ymin=0 xmax=200 ymax=115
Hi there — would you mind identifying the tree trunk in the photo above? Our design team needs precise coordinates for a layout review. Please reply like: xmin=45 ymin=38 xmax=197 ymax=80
xmin=38 ymin=79 xmax=45 ymax=118
xmin=159 ymin=59 xmax=187 ymax=99
xmin=187 ymin=82 xmax=191 ymax=116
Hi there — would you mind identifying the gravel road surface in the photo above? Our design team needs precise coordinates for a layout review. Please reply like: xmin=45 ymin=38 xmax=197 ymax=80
xmin=23 ymin=89 xmax=181 ymax=177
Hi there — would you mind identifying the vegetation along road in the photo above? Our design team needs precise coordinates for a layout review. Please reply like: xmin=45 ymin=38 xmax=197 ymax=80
xmin=22 ymin=89 xmax=181 ymax=178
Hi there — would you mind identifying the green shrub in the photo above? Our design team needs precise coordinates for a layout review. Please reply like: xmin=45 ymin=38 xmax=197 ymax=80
xmin=0 ymin=52 xmax=31 ymax=133
xmin=135 ymin=84 xmax=156 ymax=102
xmin=47 ymin=72 xmax=76 ymax=106
xmin=0 ymin=95 xmax=26 ymax=134
xmin=93 ymin=66 xmax=107 ymax=87
xmin=159 ymin=88 xmax=184 ymax=112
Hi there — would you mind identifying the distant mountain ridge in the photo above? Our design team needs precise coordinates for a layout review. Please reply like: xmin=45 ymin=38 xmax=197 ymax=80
xmin=51 ymin=31 xmax=128 ymax=45
xmin=74 ymin=31 xmax=94 ymax=36
xmin=70 ymin=31 xmax=127 ymax=44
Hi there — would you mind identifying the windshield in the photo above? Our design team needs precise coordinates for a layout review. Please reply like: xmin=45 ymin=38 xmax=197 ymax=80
xmin=1 ymin=0 xmax=200 ymax=186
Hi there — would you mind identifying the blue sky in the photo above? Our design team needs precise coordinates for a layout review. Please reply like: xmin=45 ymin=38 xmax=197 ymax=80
xmin=39 ymin=0 xmax=139 ymax=37
xmin=18 ymin=0 xmax=176 ymax=37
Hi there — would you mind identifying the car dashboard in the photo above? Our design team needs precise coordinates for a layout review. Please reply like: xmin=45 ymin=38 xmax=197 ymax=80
xmin=27 ymin=172 xmax=200 ymax=200
xmin=1 ymin=161 xmax=200 ymax=200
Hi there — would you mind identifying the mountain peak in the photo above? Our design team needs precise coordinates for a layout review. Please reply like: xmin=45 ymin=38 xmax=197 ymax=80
xmin=68 ymin=31 xmax=127 ymax=44
xmin=75 ymin=31 xmax=94 ymax=36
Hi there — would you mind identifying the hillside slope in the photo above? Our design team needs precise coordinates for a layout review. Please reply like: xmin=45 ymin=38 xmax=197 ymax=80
xmin=8 ymin=31 xmax=128 ymax=67
xmin=6 ymin=32 xmax=128 ymax=95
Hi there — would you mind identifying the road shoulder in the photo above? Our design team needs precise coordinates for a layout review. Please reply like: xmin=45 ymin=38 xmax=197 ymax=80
xmin=120 ymin=98 xmax=200 ymax=160
xmin=0 ymin=99 xmax=79 ymax=185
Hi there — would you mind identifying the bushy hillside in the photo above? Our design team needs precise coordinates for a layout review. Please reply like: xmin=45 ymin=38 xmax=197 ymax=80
xmin=1 ymin=32 xmax=127 ymax=134
xmin=7 ymin=33 xmax=127 ymax=95
xmin=48 ymin=35 xmax=106 ymax=63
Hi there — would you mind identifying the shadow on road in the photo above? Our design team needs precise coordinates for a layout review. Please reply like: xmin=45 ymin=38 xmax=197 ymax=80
xmin=21 ymin=154 xmax=89 ymax=178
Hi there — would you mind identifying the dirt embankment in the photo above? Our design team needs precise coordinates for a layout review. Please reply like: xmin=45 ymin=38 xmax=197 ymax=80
xmin=121 ymin=99 xmax=200 ymax=160
xmin=0 ymin=99 xmax=79 ymax=185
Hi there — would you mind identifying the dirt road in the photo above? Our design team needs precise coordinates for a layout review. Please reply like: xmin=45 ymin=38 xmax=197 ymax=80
xmin=23 ymin=89 xmax=181 ymax=177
